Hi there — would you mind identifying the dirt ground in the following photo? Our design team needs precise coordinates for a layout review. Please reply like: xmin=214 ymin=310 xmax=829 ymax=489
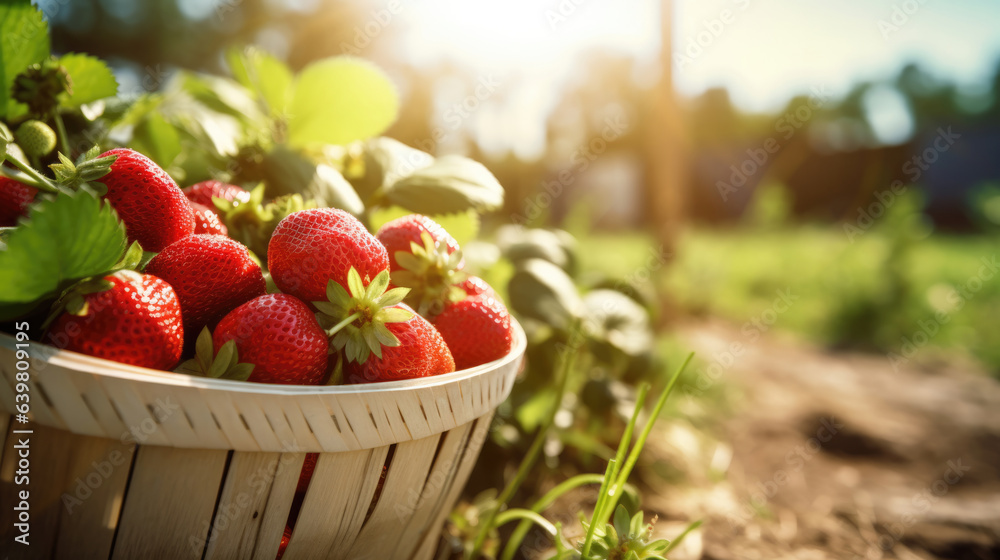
xmin=636 ymin=320 xmax=1000 ymax=560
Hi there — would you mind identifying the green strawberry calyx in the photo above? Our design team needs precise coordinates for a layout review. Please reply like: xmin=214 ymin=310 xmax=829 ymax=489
xmin=49 ymin=146 xmax=117 ymax=191
xmin=314 ymin=267 xmax=413 ymax=364
xmin=390 ymin=231 xmax=466 ymax=316
xmin=215 ymin=183 xmax=318 ymax=257
xmin=175 ymin=327 xmax=255 ymax=381
xmin=40 ymin=244 xmax=144 ymax=332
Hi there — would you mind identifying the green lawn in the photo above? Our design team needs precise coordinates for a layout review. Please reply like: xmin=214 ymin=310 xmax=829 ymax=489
xmin=577 ymin=227 xmax=1000 ymax=375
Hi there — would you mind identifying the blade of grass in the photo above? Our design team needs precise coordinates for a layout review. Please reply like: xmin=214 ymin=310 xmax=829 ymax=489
xmin=601 ymin=382 xmax=649 ymax=518
xmin=500 ymin=474 xmax=606 ymax=560
xmin=663 ymin=519 xmax=703 ymax=553
xmin=493 ymin=508 xmax=558 ymax=537
xmin=580 ymin=457 xmax=617 ymax=557
xmin=580 ymin=381 xmax=650 ymax=557
xmin=581 ymin=352 xmax=694 ymax=557
xmin=604 ymin=353 xmax=694 ymax=529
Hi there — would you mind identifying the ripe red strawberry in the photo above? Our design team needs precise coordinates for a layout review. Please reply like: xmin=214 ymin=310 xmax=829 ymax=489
xmin=183 ymin=180 xmax=250 ymax=212
xmin=98 ymin=148 xmax=194 ymax=252
xmin=376 ymin=214 xmax=461 ymax=273
xmin=375 ymin=214 xmax=466 ymax=315
xmin=0 ymin=177 xmax=37 ymax=227
xmin=268 ymin=208 xmax=388 ymax=302
xmin=433 ymin=295 xmax=514 ymax=370
xmin=189 ymin=202 xmax=228 ymax=236
xmin=343 ymin=303 xmax=455 ymax=384
xmin=46 ymin=271 xmax=183 ymax=370
xmin=145 ymin=234 xmax=265 ymax=340
xmin=313 ymin=266 xmax=454 ymax=384
xmin=213 ymin=294 xmax=329 ymax=385
xmin=456 ymin=275 xmax=499 ymax=300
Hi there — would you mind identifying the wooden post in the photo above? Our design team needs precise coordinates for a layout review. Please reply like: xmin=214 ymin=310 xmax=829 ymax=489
xmin=645 ymin=0 xmax=688 ymax=253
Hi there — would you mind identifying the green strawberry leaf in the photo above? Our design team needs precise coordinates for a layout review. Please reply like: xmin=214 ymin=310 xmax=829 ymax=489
xmin=0 ymin=188 xmax=127 ymax=307
xmin=181 ymin=71 xmax=267 ymax=126
xmin=430 ymin=210 xmax=480 ymax=246
xmin=226 ymin=46 xmax=293 ymax=117
xmin=261 ymin=146 xmax=364 ymax=215
xmin=348 ymin=138 xmax=434 ymax=200
xmin=0 ymin=0 xmax=49 ymax=120
xmin=130 ymin=111 xmax=181 ymax=168
xmin=507 ymin=258 xmax=584 ymax=332
xmin=287 ymin=56 xmax=399 ymax=147
xmin=384 ymin=156 xmax=504 ymax=215
xmin=58 ymin=53 xmax=118 ymax=109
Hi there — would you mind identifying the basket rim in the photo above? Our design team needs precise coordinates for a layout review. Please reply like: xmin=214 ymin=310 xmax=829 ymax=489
xmin=0 ymin=319 xmax=526 ymax=395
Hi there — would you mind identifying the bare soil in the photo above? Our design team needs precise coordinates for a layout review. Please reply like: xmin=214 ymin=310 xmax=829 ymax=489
xmin=647 ymin=320 xmax=1000 ymax=560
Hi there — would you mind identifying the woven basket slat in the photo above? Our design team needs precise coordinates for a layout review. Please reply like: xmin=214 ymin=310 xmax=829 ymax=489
xmin=53 ymin=434 xmax=133 ymax=560
xmin=253 ymin=393 xmax=301 ymax=450
xmin=249 ymin=451 xmax=306 ymax=560
xmin=1 ymin=422 xmax=78 ymax=559
xmin=110 ymin=446 xmax=229 ymax=559
xmin=411 ymin=414 xmax=494 ymax=560
xmin=141 ymin=384 xmax=205 ymax=448
xmin=336 ymin=394 xmax=386 ymax=448
xmin=76 ymin=372 xmax=131 ymax=438
xmin=202 ymin=450 xmax=302 ymax=560
xmin=0 ymin=422 xmax=62 ymax=559
xmin=198 ymin=388 xmax=261 ymax=451
xmin=282 ymin=446 xmax=389 ymax=559
xmin=373 ymin=392 xmax=413 ymax=443
xmin=346 ymin=433 xmax=441 ymax=559
xmin=34 ymin=366 xmax=105 ymax=437
xmin=275 ymin=395 xmax=323 ymax=452
xmin=233 ymin=392 xmax=285 ymax=451
xmin=295 ymin=394 xmax=352 ymax=452
xmin=171 ymin=387 xmax=231 ymax=449
xmin=416 ymin=386 xmax=452 ymax=435
xmin=389 ymin=389 xmax=432 ymax=441
xmin=391 ymin=419 xmax=476 ymax=558
xmin=0 ymin=372 xmax=15 ymax=422
xmin=4 ymin=364 xmax=63 ymax=429
xmin=99 ymin=376 xmax=172 ymax=447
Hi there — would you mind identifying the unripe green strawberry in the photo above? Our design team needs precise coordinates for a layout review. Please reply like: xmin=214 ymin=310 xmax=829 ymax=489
xmin=14 ymin=120 xmax=56 ymax=157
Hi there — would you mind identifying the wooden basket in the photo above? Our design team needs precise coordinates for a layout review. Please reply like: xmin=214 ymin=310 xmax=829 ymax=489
xmin=0 ymin=323 xmax=525 ymax=560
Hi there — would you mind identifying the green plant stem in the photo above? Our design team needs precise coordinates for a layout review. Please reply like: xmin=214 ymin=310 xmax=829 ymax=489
xmin=492 ymin=509 xmax=557 ymax=537
xmin=611 ymin=353 xmax=693 ymax=493
xmin=591 ymin=353 xmax=694 ymax=556
xmin=604 ymin=383 xmax=649 ymax=506
xmin=663 ymin=520 xmax=704 ymax=554
xmin=580 ymin=459 xmax=617 ymax=557
xmin=500 ymin=474 xmax=605 ymax=560
xmin=52 ymin=112 xmax=71 ymax=158
xmin=0 ymin=155 xmax=59 ymax=193
xmin=581 ymin=381 xmax=651 ymax=556
xmin=324 ymin=311 xmax=361 ymax=336
xmin=468 ymin=321 xmax=583 ymax=559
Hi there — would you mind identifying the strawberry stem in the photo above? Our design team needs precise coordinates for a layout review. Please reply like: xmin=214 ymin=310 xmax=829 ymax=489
xmin=52 ymin=112 xmax=71 ymax=159
xmin=1 ymin=153 xmax=59 ymax=192
xmin=324 ymin=311 xmax=361 ymax=337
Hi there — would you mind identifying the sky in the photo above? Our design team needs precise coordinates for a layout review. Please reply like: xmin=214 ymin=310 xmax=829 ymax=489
xmin=387 ymin=0 xmax=1000 ymax=156
xmin=397 ymin=0 xmax=1000 ymax=111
